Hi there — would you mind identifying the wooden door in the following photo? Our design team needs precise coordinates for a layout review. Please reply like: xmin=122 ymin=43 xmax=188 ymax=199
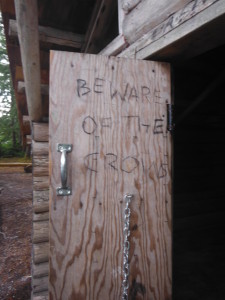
xmin=49 ymin=52 xmax=172 ymax=300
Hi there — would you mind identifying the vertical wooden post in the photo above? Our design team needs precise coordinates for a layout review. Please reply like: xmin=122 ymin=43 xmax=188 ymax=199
xmin=14 ymin=0 xmax=42 ymax=122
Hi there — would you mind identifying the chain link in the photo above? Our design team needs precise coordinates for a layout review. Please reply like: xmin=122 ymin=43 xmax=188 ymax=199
xmin=122 ymin=194 xmax=133 ymax=300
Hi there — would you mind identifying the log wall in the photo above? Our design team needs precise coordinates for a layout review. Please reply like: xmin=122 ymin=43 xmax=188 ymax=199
xmin=28 ymin=2 xmax=225 ymax=299
xmin=32 ymin=123 xmax=49 ymax=299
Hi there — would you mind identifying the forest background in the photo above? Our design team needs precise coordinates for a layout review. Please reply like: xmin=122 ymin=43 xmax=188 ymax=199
xmin=0 ymin=14 xmax=23 ymax=158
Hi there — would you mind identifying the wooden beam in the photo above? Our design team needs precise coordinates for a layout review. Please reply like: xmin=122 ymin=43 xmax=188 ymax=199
xmin=33 ymin=190 xmax=49 ymax=213
xmin=176 ymin=69 xmax=225 ymax=124
xmin=18 ymin=81 xmax=49 ymax=95
xmin=33 ymin=262 xmax=49 ymax=278
xmin=33 ymin=123 xmax=49 ymax=142
xmin=99 ymin=34 xmax=128 ymax=56
xmin=33 ymin=221 xmax=49 ymax=244
xmin=32 ymin=141 xmax=49 ymax=156
xmin=33 ymin=212 xmax=49 ymax=222
xmin=14 ymin=0 xmax=42 ymax=122
xmin=82 ymin=0 xmax=116 ymax=53
xmin=119 ymin=0 xmax=224 ymax=59
xmin=9 ymin=19 xmax=84 ymax=49
xmin=15 ymin=66 xmax=49 ymax=85
xmin=34 ymin=294 xmax=48 ymax=299
xmin=33 ymin=242 xmax=49 ymax=264
xmin=32 ymin=276 xmax=48 ymax=293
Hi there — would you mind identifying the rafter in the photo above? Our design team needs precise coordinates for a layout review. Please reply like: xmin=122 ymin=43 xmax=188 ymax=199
xmin=9 ymin=19 xmax=85 ymax=49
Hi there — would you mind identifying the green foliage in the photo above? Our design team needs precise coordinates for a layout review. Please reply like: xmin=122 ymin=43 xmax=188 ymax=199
xmin=0 ymin=14 xmax=23 ymax=157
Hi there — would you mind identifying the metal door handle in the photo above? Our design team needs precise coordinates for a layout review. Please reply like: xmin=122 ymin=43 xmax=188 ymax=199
xmin=57 ymin=144 xmax=72 ymax=196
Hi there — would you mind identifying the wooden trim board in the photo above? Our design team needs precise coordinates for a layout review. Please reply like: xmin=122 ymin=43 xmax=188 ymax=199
xmin=119 ymin=0 xmax=224 ymax=59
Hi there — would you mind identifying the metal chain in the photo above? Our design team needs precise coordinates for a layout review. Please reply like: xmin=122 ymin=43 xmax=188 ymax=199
xmin=122 ymin=194 xmax=133 ymax=300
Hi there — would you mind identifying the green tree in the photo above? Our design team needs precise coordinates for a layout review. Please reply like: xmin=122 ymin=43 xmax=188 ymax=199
xmin=0 ymin=14 xmax=22 ymax=157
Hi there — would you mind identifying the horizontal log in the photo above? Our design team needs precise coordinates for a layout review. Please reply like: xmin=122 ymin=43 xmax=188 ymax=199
xmin=33 ymin=190 xmax=49 ymax=213
xmin=9 ymin=19 xmax=85 ymax=49
xmin=18 ymin=81 xmax=49 ymax=95
xmin=33 ymin=242 xmax=49 ymax=264
xmin=16 ymin=66 xmax=49 ymax=85
xmin=32 ymin=141 xmax=49 ymax=156
xmin=32 ymin=276 xmax=48 ymax=293
xmin=0 ymin=162 xmax=32 ymax=167
xmin=32 ymin=295 xmax=48 ymax=300
xmin=33 ymin=156 xmax=49 ymax=177
xmin=32 ymin=262 xmax=49 ymax=278
xmin=33 ymin=177 xmax=49 ymax=191
xmin=33 ymin=212 xmax=49 ymax=222
xmin=33 ymin=220 xmax=49 ymax=243
xmin=33 ymin=123 xmax=49 ymax=142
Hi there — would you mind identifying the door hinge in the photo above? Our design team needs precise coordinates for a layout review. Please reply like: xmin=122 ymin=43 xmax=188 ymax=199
xmin=167 ymin=104 xmax=175 ymax=132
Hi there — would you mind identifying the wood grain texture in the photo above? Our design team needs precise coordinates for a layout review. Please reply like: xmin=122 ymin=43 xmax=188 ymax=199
xmin=33 ymin=190 xmax=49 ymax=213
xmin=122 ymin=0 xmax=190 ymax=44
xmin=49 ymin=52 xmax=172 ymax=300
xmin=33 ymin=176 xmax=49 ymax=191
xmin=32 ymin=141 xmax=49 ymax=156
xmin=32 ymin=276 xmax=49 ymax=293
xmin=119 ymin=0 xmax=220 ymax=59
xmin=32 ymin=295 xmax=48 ymax=300
xmin=33 ymin=123 xmax=49 ymax=142
xmin=9 ymin=19 xmax=84 ymax=49
xmin=14 ymin=0 xmax=42 ymax=121
xmin=33 ymin=220 xmax=49 ymax=243
xmin=33 ymin=262 xmax=49 ymax=278
xmin=33 ymin=156 xmax=49 ymax=177
xmin=33 ymin=212 xmax=49 ymax=222
xmin=33 ymin=242 xmax=49 ymax=264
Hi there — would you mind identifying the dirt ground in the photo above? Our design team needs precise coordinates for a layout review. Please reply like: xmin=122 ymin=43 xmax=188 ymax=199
xmin=0 ymin=167 xmax=32 ymax=300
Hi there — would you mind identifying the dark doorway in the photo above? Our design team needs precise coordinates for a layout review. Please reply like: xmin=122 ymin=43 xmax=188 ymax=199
xmin=173 ymin=44 xmax=225 ymax=299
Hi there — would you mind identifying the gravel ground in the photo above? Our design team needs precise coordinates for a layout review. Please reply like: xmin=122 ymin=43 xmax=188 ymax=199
xmin=0 ymin=167 xmax=32 ymax=300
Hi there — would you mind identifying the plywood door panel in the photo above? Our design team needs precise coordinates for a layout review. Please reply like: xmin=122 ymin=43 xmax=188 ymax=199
xmin=49 ymin=52 xmax=172 ymax=300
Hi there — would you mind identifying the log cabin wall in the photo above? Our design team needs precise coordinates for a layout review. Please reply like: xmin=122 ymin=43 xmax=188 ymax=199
xmin=1 ymin=0 xmax=225 ymax=299
xmin=32 ymin=123 xmax=49 ymax=298
xmin=173 ymin=44 xmax=225 ymax=299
